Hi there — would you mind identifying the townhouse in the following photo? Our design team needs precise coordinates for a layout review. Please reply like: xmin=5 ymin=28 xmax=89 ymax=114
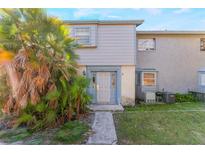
xmin=65 ymin=20 xmax=205 ymax=106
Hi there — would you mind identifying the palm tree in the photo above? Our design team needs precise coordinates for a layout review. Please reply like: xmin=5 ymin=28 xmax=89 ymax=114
xmin=0 ymin=9 xmax=78 ymax=117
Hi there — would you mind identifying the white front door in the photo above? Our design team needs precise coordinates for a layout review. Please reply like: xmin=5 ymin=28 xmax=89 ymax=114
xmin=96 ymin=72 xmax=111 ymax=104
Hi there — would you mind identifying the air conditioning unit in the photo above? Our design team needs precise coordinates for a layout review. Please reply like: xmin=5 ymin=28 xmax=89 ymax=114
xmin=163 ymin=92 xmax=175 ymax=103
xmin=143 ymin=92 xmax=156 ymax=103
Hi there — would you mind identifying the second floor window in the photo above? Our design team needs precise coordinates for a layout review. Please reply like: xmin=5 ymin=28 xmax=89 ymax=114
xmin=138 ymin=38 xmax=156 ymax=51
xmin=75 ymin=27 xmax=91 ymax=46
xmin=200 ymin=38 xmax=205 ymax=51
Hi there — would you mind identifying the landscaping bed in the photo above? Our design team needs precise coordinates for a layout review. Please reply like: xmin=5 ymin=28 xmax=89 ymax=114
xmin=114 ymin=102 xmax=205 ymax=144
xmin=0 ymin=113 xmax=94 ymax=145
xmin=0 ymin=9 xmax=94 ymax=145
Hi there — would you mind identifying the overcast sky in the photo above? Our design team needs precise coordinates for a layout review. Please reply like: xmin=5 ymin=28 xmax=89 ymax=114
xmin=47 ymin=8 xmax=205 ymax=30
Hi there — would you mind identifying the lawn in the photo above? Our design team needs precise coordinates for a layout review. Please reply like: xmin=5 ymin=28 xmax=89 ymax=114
xmin=114 ymin=102 xmax=205 ymax=144
xmin=125 ymin=102 xmax=205 ymax=111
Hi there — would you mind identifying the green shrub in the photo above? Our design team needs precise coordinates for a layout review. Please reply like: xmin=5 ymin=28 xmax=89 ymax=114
xmin=175 ymin=93 xmax=198 ymax=103
xmin=15 ymin=76 xmax=91 ymax=131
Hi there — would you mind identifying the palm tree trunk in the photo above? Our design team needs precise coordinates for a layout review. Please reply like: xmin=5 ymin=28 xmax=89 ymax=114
xmin=76 ymin=97 xmax=80 ymax=120
xmin=4 ymin=62 xmax=19 ymax=98
xmin=67 ymin=104 xmax=73 ymax=121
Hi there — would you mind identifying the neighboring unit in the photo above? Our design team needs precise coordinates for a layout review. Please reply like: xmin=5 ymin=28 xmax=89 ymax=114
xmin=136 ymin=31 xmax=205 ymax=100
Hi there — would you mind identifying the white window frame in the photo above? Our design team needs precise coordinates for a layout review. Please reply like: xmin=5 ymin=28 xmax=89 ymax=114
xmin=200 ymin=73 xmax=205 ymax=86
xmin=138 ymin=38 xmax=156 ymax=51
xmin=142 ymin=72 xmax=157 ymax=86
xmin=74 ymin=27 xmax=91 ymax=46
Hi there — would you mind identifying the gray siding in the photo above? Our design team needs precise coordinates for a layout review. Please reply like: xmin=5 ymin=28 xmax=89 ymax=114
xmin=70 ymin=24 xmax=136 ymax=65
xmin=137 ymin=34 xmax=205 ymax=93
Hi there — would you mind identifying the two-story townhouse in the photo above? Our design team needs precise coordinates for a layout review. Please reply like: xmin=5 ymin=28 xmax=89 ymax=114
xmin=65 ymin=20 xmax=143 ymax=106
xmin=136 ymin=31 xmax=205 ymax=100
xmin=66 ymin=20 xmax=205 ymax=106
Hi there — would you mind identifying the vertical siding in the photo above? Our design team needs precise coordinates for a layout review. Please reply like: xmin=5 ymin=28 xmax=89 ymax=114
xmin=137 ymin=34 xmax=205 ymax=93
xmin=70 ymin=24 xmax=136 ymax=65
xmin=121 ymin=65 xmax=135 ymax=105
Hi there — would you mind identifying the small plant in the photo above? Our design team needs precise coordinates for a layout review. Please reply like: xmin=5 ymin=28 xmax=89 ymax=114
xmin=175 ymin=93 xmax=198 ymax=103
xmin=70 ymin=76 xmax=92 ymax=120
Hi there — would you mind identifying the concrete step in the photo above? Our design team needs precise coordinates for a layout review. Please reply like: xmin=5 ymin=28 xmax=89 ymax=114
xmin=88 ymin=104 xmax=124 ymax=112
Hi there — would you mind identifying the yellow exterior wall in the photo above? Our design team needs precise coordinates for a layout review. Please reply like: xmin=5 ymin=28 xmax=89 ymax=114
xmin=121 ymin=65 xmax=136 ymax=106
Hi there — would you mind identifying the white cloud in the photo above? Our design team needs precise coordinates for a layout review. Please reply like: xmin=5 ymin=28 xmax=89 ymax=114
xmin=73 ymin=9 xmax=122 ymax=19
xmin=107 ymin=15 xmax=120 ymax=19
xmin=145 ymin=8 xmax=162 ymax=15
xmin=73 ymin=9 xmax=98 ymax=18
xmin=173 ymin=8 xmax=190 ymax=14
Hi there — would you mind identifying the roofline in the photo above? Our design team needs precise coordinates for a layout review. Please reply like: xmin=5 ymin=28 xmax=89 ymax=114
xmin=64 ymin=20 xmax=144 ymax=26
xmin=137 ymin=31 xmax=205 ymax=35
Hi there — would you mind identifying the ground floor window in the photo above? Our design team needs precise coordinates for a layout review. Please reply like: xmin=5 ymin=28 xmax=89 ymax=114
xmin=200 ymin=73 xmax=205 ymax=86
xmin=142 ymin=72 xmax=156 ymax=86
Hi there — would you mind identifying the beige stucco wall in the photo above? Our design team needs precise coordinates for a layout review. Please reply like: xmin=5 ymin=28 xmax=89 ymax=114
xmin=137 ymin=34 xmax=205 ymax=93
xmin=121 ymin=65 xmax=136 ymax=106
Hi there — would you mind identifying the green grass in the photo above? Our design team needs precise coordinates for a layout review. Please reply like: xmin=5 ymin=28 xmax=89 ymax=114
xmin=0 ymin=121 xmax=89 ymax=144
xmin=114 ymin=102 xmax=205 ymax=144
xmin=0 ymin=128 xmax=32 ymax=143
xmin=53 ymin=121 xmax=89 ymax=144
xmin=125 ymin=102 xmax=205 ymax=112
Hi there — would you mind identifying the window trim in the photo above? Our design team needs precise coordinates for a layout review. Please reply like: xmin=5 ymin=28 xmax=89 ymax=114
xmin=74 ymin=27 xmax=91 ymax=46
xmin=200 ymin=73 xmax=205 ymax=86
xmin=138 ymin=38 xmax=156 ymax=51
xmin=141 ymin=71 xmax=157 ymax=86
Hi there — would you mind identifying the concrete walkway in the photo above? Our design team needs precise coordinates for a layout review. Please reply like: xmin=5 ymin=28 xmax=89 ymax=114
xmin=87 ymin=112 xmax=117 ymax=145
